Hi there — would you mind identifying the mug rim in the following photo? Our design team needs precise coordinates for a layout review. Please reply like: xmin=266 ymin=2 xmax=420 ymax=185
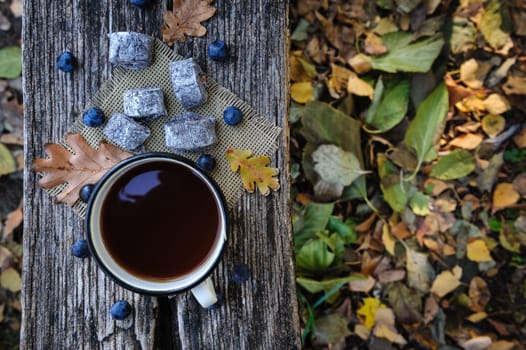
xmin=85 ymin=152 xmax=228 ymax=296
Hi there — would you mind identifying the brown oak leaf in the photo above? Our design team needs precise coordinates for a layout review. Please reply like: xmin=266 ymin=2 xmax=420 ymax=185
xmin=32 ymin=134 xmax=132 ymax=206
xmin=225 ymin=148 xmax=280 ymax=196
xmin=161 ymin=0 xmax=216 ymax=46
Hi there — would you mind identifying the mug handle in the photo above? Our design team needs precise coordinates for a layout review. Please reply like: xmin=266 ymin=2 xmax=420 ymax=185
xmin=191 ymin=277 xmax=217 ymax=308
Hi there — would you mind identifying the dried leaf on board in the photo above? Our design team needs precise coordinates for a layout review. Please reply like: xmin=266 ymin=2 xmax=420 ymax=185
xmin=32 ymin=134 xmax=132 ymax=206
xmin=161 ymin=0 xmax=216 ymax=46
xmin=225 ymin=148 xmax=280 ymax=196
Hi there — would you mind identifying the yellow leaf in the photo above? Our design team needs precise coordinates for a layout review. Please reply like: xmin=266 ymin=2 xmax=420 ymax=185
xmin=161 ymin=0 xmax=217 ymax=45
xmin=347 ymin=73 xmax=374 ymax=99
xmin=467 ymin=240 xmax=493 ymax=263
xmin=373 ymin=324 xmax=407 ymax=346
xmin=449 ymin=133 xmax=483 ymax=150
xmin=291 ymin=82 xmax=314 ymax=103
xmin=382 ymin=223 xmax=397 ymax=256
xmin=348 ymin=53 xmax=372 ymax=74
xmin=460 ymin=58 xmax=492 ymax=89
xmin=357 ymin=297 xmax=386 ymax=330
xmin=225 ymin=148 xmax=280 ymax=196
xmin=492 ymin=182 xmax=520 ymax=213
xmin=0 ymin=267 xmax=21 ymax=292
xmin=481 ymin=114 xmax=505 ymax=138
xmin=483 ymin=93 xmax=511 ymax=115
xmin=466 ymin=312 xmax=488 ymax=323
xmin=290 ymin=55 xmax=311 ymax=82
xmin=488 ymin=340 xmax=517 ymax=350
xmin=328 ymin=64 xmax=352 ymax=98
xmin=354 ymin=324 xmax=370 ymax=340
xmin=457 ymin=95 xmax=486 ymax=113
xmin=430 ymin=269 xmax=462 ymax=298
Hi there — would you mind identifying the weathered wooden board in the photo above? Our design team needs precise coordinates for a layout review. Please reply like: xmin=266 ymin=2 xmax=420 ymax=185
xmin=22 ymin=0 xmax=299 ymax=349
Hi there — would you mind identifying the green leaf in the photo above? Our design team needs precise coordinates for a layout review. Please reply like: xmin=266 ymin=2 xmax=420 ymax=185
xmin=289 ymin=101 xmax=304 ymax=124
xmin=312 ymin=144 xmax=364 ymax=187
xmin=430 ymin=149 xmax=475 ymax=180
xmin=328 ymin=233 xmax=345 ymax=266
xmin=364 ymin=76 xmax=410 ymax=133
xmin=296 ymin=239 xmax=335 ymax=274
xmin=480 ymin=0 xmax=511 ymax=50
xmin=370 ymin=32 xmax=444 ymax=73
xmin=0 ymin=46 xmax=22 ymax=79
xmin=375 ymin=0 xmax=394 ymax=10
xmin=301 ymin=101 xmax=362 ymax=162
xmin=297 ymin=276 xmax=363 ymax=294
xmin=404 ymin=83 xmax=449 ymax=173
xmin=0 ymin=143 xmax=16 ymax=176
xmin=342 ymin=175 xmax=368 ymax=200
xmin=327 ymin=216 xmax=358 ymax=244
xmin=294 ymin=202 xmax=334 ymax=249
xmin=291 ymin=18 xmax=310 ymax=42
xmin=409 ymin=192 xmax=431 ymax=216
xmin=378 ymin=154 xmax=410 ymax=212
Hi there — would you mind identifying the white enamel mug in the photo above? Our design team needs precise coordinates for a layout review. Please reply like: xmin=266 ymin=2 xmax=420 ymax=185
xmin=85 ymin=152 xmax=227 ymax=307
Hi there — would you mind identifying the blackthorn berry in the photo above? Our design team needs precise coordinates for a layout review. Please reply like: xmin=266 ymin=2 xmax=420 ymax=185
xmin=57 ymin=52 xmax=75 ymax=72
xmin=197 ymin=154 xmax=216 ymax=172
xmin=208 ymin=40 xmax=228 ymax=61
xmin=110 ymin=300 xmax=132 ymax=320
xmin=223 ymin=106 xmax=242 ymax=126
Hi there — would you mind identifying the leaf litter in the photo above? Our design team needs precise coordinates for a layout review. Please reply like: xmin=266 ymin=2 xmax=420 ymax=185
xmin=0 ymin=2 xmax=24 ymax=345
xmin=291 ymin=0 xmax=526 ymax=348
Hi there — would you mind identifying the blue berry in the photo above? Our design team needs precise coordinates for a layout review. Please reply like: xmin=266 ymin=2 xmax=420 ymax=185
xmin=207 ymin=292 xmax=224 ymax=310
xmin=79 ymin=184 xmax=95 ymax=203
xmin=197 ymin=154 xmax=216 ymax=172
xmin=57 ymin=51 xmax=75 ymax=72
xmin=110 ymin=300 xmax=132 ymax=320
xmin=130 ymin=0 xmax=147 ymax=8
xmin=223 ymin=106 xmax=242 ymax=126
xmin=71 ymin=239 xmax=90 ymax=258
xmin=208 ymin=40 xmax=228 ymax=61
xmin=82 ymin=107 xmax=105 ymax=127
xmin=231 ymin=263 xmax=250 ymax=284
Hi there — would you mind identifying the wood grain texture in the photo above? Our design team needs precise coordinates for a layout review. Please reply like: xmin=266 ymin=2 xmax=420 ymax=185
xmin=22 ymin=0 xmax=299 ymax=349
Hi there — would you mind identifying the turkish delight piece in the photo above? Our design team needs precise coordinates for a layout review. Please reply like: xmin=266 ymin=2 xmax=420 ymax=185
xmin=168 ymin=58 xmax=208 ymax=109
xmin=108 ymin=32 xmax=154 ymax=70
xmin=123 ymin=87 xmax=167 ymax=122
xmin=164 ymin=112 xmax=217 ymax=152
xmin=103 ymin=113 xmax=151 ymax=151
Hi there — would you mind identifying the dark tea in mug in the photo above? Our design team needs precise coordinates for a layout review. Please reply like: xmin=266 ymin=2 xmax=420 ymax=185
xmin=100 ymin=160 xmax=221 ymax=281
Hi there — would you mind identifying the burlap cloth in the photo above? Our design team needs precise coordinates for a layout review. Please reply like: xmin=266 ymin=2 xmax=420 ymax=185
xmin=51 ymin=39 xmax=281 ymax=217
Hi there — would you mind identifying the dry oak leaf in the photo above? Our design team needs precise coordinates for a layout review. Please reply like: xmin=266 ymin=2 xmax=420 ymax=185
xmin=32 ymin=134 xmax=132 ymax=206
xmin=225 ymin=148 xmax=280 ymax=196
xmin=161 ymin=0 xmax=216 ymax=46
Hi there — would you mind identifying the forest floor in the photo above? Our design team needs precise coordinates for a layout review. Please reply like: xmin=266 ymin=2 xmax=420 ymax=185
xmin=290 ymin=0 xmax=526 ymax=349
xmin=0 ymin=0 xmax=24 ymax=349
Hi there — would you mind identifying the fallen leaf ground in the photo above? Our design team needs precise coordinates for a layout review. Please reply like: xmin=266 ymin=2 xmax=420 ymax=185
xmin=0 ymin=0 xmax=23 ymax=349
xmin=291 ymin=0 xmax=526 ymax=349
